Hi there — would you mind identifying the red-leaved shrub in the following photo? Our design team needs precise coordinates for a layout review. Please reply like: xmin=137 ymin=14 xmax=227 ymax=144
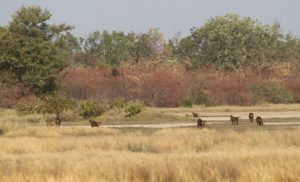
xmin=285 ymin=75 xmax=300 ymax=102
xmin=141 ymin=69 xmax=189 ymax=107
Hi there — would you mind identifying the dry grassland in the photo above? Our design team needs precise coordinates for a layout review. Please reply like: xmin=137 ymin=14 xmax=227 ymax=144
xmin=0 ymin=127 xmax=299 ymax=182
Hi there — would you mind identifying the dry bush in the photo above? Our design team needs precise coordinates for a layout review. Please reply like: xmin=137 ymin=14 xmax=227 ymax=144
xmin=62 ymin=66 xmax=190 ymax=107
xmin=61 ymin=65 xmax=299 ymax=107
xmin=284 ymin=75 xmax=300 ymax=103
xmin=62 ymin=67 xmax=140 ymax=101
xmin=207 ymin=73 xmax=255 ymax=105
xmin=140 ymin=68 xmax=189 ymax=107
xmin=0 ymin=82 xmax=36 ymax=108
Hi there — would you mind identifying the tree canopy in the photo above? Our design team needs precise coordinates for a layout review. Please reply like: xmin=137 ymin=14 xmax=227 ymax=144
xmin=83 ymin=28 xmax=166 ymax=66
xmin=172 ymin=14 xmax=295 ymax=70
xmin=0 ymin=6 xmax=73 ymax=94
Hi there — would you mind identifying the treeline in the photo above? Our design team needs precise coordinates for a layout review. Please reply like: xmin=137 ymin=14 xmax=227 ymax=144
xmin=1 ymin=7 xmax=300 ymax=107
xmin=71 ymin=14 xmax=300 ymax=71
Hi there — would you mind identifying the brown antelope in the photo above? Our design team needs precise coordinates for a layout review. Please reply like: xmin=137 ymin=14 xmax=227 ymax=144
xmin=197 ymin=118 xmax=206 ymax=128
xmin=192 ymin=112 xmax=199 ymax=118
xmin=54 ymin=112 xmax=62 ymax=127
xmin=230 ymin=115 xmax=239 ymax=125
xmin=89 ymin=119 xmax=101 ymax=127
xmin=256 ymin=116 xmax=263 ymax=126
xmin=249 ymin=113 xmax=254 ymax=123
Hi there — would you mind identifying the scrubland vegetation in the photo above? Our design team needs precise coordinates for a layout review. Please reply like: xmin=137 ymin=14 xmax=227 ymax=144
xmin=1 ymin=6 xmax=300 ymax=182
xmin=1 ymin=7 xmax=300 ymax=108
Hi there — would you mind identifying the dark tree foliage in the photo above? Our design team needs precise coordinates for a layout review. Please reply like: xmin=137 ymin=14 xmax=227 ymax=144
xmin=83 ymin=28 xmax=165 ymax=66
xmin=171 ymin=14 xmax=300 ymax=70
xmin=0 ymin=6 xmax=73 ymax=94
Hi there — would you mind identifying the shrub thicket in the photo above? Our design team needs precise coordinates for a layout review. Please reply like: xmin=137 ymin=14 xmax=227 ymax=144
xmin=125 ymin=100 xmax=143 ymax=117
xmin=15 ymin=103 xmax=36 ymax=115
xmin=109 ymin=97 xmax=127 ymax=109
xmin=192 ymin=91 xmax=217 ymax=106
xmin=181 ymin=97 xmax=193 ymax=107
xmin=250 ymin=81 xmax=294 ymax=104
xmin=80 ymin=101 xmax=107 ymax=118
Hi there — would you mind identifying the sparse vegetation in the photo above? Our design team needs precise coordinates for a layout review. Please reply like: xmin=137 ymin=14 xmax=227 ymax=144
xmin=15 ymin=103 xmax=36 ymax=115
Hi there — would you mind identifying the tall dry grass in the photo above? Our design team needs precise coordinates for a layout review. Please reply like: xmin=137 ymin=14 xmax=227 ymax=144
xmin=0 ymin=127 xmax=299 ymax=181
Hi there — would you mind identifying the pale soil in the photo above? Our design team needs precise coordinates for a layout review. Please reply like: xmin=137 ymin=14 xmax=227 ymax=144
xmin=166 ymin=111 xmax=300 ymax=119
xmin=65 ymin=111 xmax=300 ymax=128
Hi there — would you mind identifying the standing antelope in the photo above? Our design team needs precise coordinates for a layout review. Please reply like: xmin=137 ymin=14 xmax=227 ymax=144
xmin=192 ymin=112 xmax=199 ymax=118
xmin=197 ymin=118 xmax=206 ymax=128
xmin=230 ymin=115 xmax=239 ymax=125
xmin=249 ymin=113 xmax=254 ymax=123
xmin=256 ymin=116 xmax=263 ymax=126
xmin=89 ymin=119 xmax=101 ymax=127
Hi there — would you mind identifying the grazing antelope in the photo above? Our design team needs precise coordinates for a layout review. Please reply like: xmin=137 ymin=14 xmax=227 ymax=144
xmin=249 ymin=113 xmax=254 ymax=123
xmin=197 ymin=118 xmax=206 ymax=128
xmin=230 ymin=115 xmax=239 ymax=125
xmin=256 ymin=116 xmax=263 ymax=126
xmin=192 ymin=112 xmax=199 ymax=118
xmin=89 ymin=119 xmax=101 ymax=127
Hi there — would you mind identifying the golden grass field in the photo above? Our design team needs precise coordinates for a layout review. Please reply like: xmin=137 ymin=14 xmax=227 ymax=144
xmin=0 ymin=104 xmax=300 ymax=181
xmin=0 ymin=127 xmax=300 ymax=182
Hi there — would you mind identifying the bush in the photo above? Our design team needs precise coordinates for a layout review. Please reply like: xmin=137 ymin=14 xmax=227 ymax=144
xmin=207 ymin=73 xmax=255 ymax=106
xmin=61 ymin=110 xmax=81 ymax=122
xmin=181 ymin=97 xmax=193 ymax=107
xmin=15 ymin=103 xmax=36 ymax=115
xmin=285 ymin=76 xmax=300 ymax=103
xmin=125 ymin=100 xmax=143 ymax=117
xmin=192 ymin=92 xmax=216 ymax=106
xmin=141 ymin=69 xmax=188 ymax=107
xmin=36 ymin=95 xmax=78 ymax=115
xmin=80 ymin=101 xmax=107 ymax=119
xmin=109 ymin=97 xmax=126 ymax=109
xmin=250 ymin=81 xmax=294 ymax=104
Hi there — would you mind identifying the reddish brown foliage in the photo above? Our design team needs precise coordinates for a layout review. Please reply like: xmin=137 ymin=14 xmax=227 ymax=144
xmin=61 ymin=67 xmax=139 ymax=101
xmin=62 ymin=67 xmax=189 ymax=107
xmin=141 ymin=69 xmax=189 ymax=107
xmin=60 ymin=65 xmax=299 ymax=107
xmin=0 ymin=83 xmax=36 ymax=108
xmin=284 ymin=75 xmax=300 ymax=102
xmin=204 ymin=73 xmax=255 ymax=105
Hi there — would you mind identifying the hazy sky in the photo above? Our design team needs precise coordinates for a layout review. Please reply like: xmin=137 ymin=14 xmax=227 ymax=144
xmin=1 ymin=0 xmax=300 ymax=39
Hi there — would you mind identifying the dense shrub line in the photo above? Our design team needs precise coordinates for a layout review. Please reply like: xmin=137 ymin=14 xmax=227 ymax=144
xmin=59 ymin=66 xmax=298 ymax=107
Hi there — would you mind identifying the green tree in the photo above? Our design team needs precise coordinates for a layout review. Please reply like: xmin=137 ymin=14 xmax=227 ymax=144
xmin=169 ymin=33 xmax=198 ymax=65
xmin=36 ymin=95 xmax=78 ymax=126
xmin=174 ymin=14 xmax=281 ymax=70
xmin=131 ymin=28 xmax=166 ymax=63
xmin=130 ymin=33 xmax=153 ymax=63
xmin=83 ymin=28 xmax=166 ymax=66
xmin=56 ymin=32 xmax=83 ymax=55
xmin=0 ymin=6 xmax=72 ymax=94
xmin=275 ymin=33 xmax=300 ymax=63
xmin=84 ymin=31 xmax=134 ymax=66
